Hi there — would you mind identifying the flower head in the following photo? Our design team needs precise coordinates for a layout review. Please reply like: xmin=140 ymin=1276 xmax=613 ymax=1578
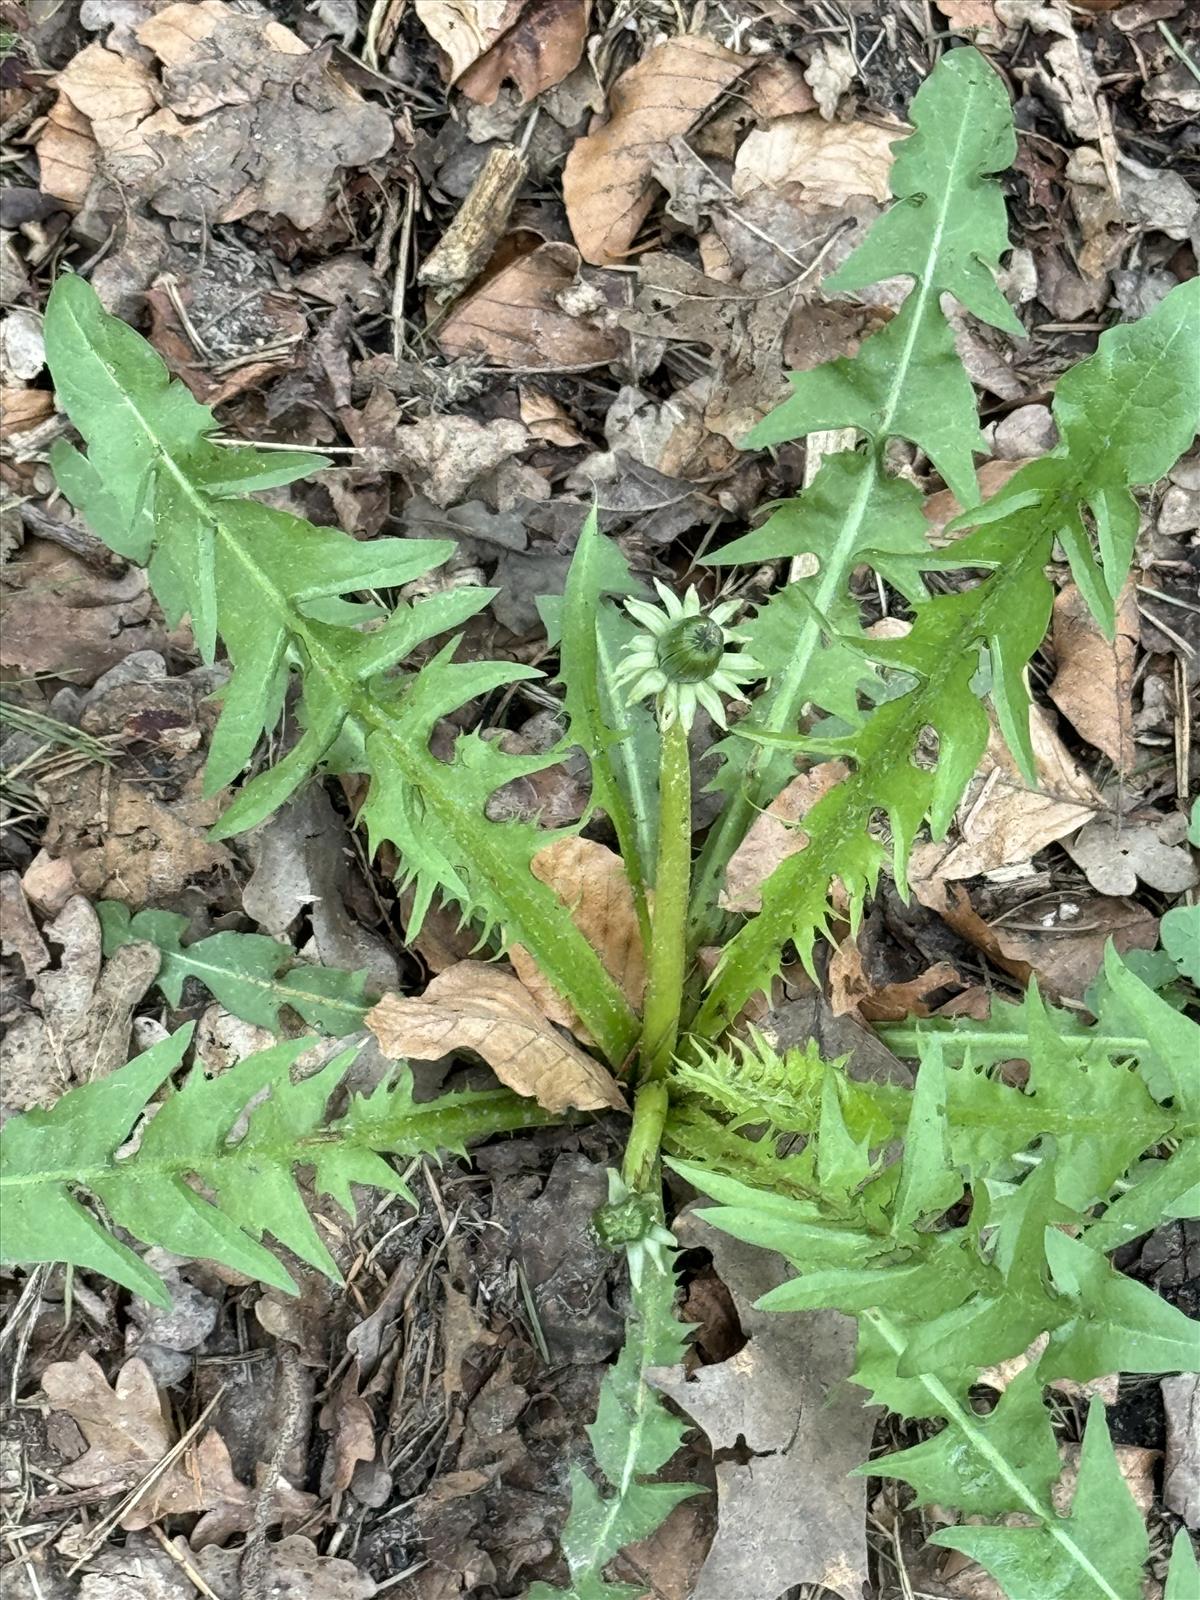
xmin=614 ymin=582 xmax=762 ymax=731
xmin=594 ymin=1170 xmax=676 ymax=1290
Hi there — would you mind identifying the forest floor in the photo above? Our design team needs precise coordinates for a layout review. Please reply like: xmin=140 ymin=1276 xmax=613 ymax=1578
xmin=1 ymin=0 xmax=1197 ymax=1596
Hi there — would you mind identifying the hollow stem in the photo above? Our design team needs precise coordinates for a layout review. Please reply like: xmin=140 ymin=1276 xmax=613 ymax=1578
xmin=639 ymin=714 xmax=691 ymax=1083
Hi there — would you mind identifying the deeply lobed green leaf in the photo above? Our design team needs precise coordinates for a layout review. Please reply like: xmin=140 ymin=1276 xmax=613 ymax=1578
xmin=529 ymin=1240 xmax=697 ymax=1600
xmin=695 ymin=279 xmax=1200 ymax=1036
xmin=0 ymin=1027 xmax=553 ymax=1307
xmin=43 ymin=275 xmax=640 ymax=1065
xmin=688 ymin=46 xmax=1023 ymax=949
xmin=97 ymin=902 xmax=372 ymax=1036
xmin=668 ymin=952 xmax=1199 ymax=1599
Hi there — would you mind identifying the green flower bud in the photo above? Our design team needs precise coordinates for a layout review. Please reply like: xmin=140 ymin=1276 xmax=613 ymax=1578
xmin=594 ymin=1192 xmax=657 ymax=1250
xmin=657 ymin=616 xmax=725 ymax=683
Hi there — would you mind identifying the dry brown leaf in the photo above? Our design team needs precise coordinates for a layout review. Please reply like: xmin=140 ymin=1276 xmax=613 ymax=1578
xmin=910 ymin=845 xmax=1158 ymax=1001
xmin=732 ymin=114 xmax=896 ymax=204
xmin=366 ymin=962 xmax=626 ymax=1113
xmin=458 ymin=0 xmax=591 ymax=104
xmin=721 ymin=761 xmax=849 ymax=914
xmin=518 ymin=385 xmax=587 ymax=446
xmin=935 ymin=0 xmax=1000 ymax=28
xmin=563 ymin=35 xmax=748 ymax=266
xmin=933 ymin=704 xmax=1102 ymax=880
xmin=0 ymin=385 xmax=54 ymax=436
xmin=1162 ymin=1373 xmax=1200 ymax=1530
xmin=828 ymin=939 xmax=963 ymax=1022
xmin=650 ymin=1213 xmax=875 ymax=1600
xmin=744 ymin=57 xmax=817 ymax=119
xmin=50 ymin=40 xmax=158 ymax=157
xmin=438 ymin=242 xmax=621 ymax=368
xmin=38 ymin=764 xmax=230 ymax=905
xmin=508 ymin=837 xmax=645 ymax=1040
xmin=415 ymin=0 xmax=522 ymax=83
xmin=908 ymin=844 xmax=1034 ymax=986
xmin=1049 ymin=580 xmax=1138 ymax=771
xmin=39 ymin=1 xmax=391 ymax=230
xmin=41 ymin=1354 xmax=317 ymax=1537
xmin=0 ymin=872 xmax=49 ymax=977
xmin=35 ymin=94 xmax=98 ymax=208
xmin=0 ymin=541 xmax=170 ymax=682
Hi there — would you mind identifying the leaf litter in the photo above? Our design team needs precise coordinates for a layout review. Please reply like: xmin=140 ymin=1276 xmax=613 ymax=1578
xmin=3 ymin=0 xmax=1199 ymax=1594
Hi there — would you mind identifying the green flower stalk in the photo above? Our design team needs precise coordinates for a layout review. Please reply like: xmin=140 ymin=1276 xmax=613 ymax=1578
xmin=618 ymin=586 xmax=762 ymax=1101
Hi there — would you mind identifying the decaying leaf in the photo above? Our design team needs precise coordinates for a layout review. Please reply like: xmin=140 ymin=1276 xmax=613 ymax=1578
xmin=828 ymin=938 xmax=963 ymax=1022
xmin=0 ymin=895 xmax=159 ymax=1117
xmin=509 ymin=837 xmax=646 ymax=1039
xmin=416 ymin=0 xmax=590 ymax=100
xmin=0 ymin=541 xmax=170 ymax=683
xmin=650 ymin=1213 xmax=875 ymax=1600
xmin=437 ymin=242 xmax=621 ymax=368
xmin=1065 ymin=813 xmax=1200 ymax=898
xmin=366 ymin=962 xmax=626 ymax=1113
xmin=732 ymin=113 xmax=896 ymax=205
xmin=1162 ymin=1373 xmax=1200 ymax=1530
xmin=563 ymin=35 xmax=748 ymax=266
xmin=1049 ymin=581 xmax=1138 ymax=772
xmin=933 ymin=705 xmax=1102 ymax=880
xmin=518 ymin=385 xmax=587 ymax=446
xmin=910 ymin=846 xmax=1159 ymax=1000
xmin=382 ymin=414 xmax=529 ymax=507
xmin=41 ymin=1353 xmax=317 ymax=1539
xmin=192 ymin=1535 xmax=377 ymax=1599
xmin=721 ymin=761 xmax=849 ymax=914
xmin=39 ymin=1 xmax=392 ymax=230
xmin=0 ymin=385 xmax=55 ymax=436
xmin=38 ymin=764 xmax=230 ymax=906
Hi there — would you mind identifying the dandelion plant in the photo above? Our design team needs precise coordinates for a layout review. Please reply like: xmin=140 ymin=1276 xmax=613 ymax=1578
xmin=6 ymin=42 xmax=1198 ymax=1600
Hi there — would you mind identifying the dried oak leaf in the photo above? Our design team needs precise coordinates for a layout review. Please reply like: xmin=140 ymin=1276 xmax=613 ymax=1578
xmin=41 ymin=1 xmax=392 ymax=231
xmin=378 ymin=414 xmax=529 ymax=507
xmin=933 ymin=704 xmax=1102 ymax=881
xmin=366 ymin=962 xmax=625 ymax=1113
xmin=721 ymin=761 xmax=850 ymax=914
xmin=651 ymin=1214 xmax=875 ymax=1600
xmin=508 ymin=837 xmax=645 ymax=1041
xmin=193 ymin=1535 xmax=377 ymax=1599
xmin=438 ymin=242 xmax=621 ymax=368
xmin=563 ymin=35 xmax=749 ymax=266
xmin=37 ymin=764 xmax=230 ymax=905
xmin=42 ymin=1354 xmax=317 ymax=1538
xmin=1049 ymin=580 xmax=1138 ymax=772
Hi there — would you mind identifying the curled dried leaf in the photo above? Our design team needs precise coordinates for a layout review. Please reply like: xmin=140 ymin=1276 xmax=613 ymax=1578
xmin=563 ymin=35 xmax=748 ymax=266
xmin=367 ymin=962 xmax=626 ymax=1113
